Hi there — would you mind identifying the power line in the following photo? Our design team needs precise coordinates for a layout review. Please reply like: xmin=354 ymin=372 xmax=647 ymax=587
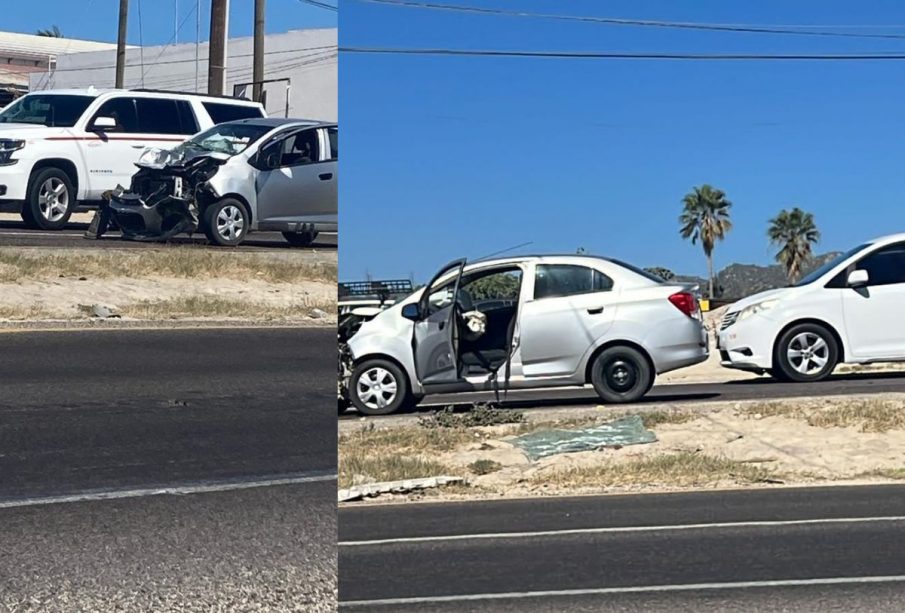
xmin=340 ymin=47 xmax=905 ymax=61
xmin=299 ymin=0 xmax=337 ymax=11
xmin=46 ymin=45 xmax=338 ymax=73
xmin=356 ymin=0 xmax=905 ymax=41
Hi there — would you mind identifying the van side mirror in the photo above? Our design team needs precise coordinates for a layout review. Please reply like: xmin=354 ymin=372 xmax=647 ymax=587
xmin=92 ymin=116 xmax=116 ymax=131
xmin=401 ymin=303 xmax=420 ymax=321
xmin=847 ymin=269 xmax=869 ymax=288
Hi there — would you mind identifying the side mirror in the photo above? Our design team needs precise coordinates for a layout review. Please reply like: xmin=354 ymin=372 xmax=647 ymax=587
xmin=401 ymin=303 xmax=420 ymax=321
xmin=847 ymin=269 xmax=869 ymax=288
xmin=92 ymin=116 xmax=116 ymax=131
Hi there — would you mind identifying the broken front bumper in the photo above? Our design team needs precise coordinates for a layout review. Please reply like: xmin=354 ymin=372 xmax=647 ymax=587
xmin=86 ymin=186 xmax=199 ymax=242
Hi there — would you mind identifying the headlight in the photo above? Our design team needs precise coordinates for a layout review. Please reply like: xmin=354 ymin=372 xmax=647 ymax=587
xmin=137 ymin=147 xmax=174 ymax=168
xmin=737 ymin=298 xmax=779 ymax=322
xmin=0 ymin=139 xmax=24 ymax=165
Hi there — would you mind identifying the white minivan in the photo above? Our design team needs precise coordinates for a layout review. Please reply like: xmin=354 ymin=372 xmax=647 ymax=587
xmin=0 ymin=88 xmax=264 ymax=229
xmin=719 ymin=233 xmax=905 ymax=381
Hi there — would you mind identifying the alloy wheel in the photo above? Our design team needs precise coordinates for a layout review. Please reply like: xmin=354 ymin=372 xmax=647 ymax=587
xmin=786 ymin=332 xmax=829 ymax=376
xmin=38 ymin=178 xmax=69 ymax=222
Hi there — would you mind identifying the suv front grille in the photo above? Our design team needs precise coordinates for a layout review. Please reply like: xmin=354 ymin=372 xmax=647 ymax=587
xmin=720 ymin=311 xmax=739 ymax=330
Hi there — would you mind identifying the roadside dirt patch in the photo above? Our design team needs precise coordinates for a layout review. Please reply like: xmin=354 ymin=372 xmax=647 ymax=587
xmin=338 ymin=394 xmax=905 ymax=503
xmin=0 ymin=247 xmax=336 ymax=323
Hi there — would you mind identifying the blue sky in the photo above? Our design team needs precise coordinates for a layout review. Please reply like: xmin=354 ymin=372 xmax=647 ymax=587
xmin=340 ymin=0 xmax=905 ymax=282
xmin=5 ymin=0 xmax=335 ymax=45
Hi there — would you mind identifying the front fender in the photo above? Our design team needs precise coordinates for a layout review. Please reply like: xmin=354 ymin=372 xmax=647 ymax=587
xmin=347 ymin=330 xmax=421 ymax=394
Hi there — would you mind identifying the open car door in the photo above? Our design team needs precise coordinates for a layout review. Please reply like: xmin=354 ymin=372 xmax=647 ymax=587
xmin=412 ymin=259 xmax=466 ymax=386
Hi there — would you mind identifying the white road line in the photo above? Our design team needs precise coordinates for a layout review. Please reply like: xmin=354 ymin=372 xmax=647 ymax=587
xmin=339 ymin=515 xmax=905 ymax=547
xmin=0 ymin=472 xmax=337 ymax=510
xmin=339 ymin=575 xmax=905 ymax=608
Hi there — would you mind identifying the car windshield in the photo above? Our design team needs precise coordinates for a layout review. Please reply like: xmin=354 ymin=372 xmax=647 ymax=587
xmin=0 ymin=94 xmax=94 ymax=127
xmin=794 ymin=243 xmax=872 ymax=287
xmin=179 ymin=123 xmax=273 ymax=156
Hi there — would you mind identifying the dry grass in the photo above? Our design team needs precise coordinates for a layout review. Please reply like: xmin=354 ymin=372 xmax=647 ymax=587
xmin=530 ymin=452 xmax=778 ymax=489
xmin=745 ymin=399 xmax=905 ymax=433
xmin=0 ymin=249 xmax=336 ymax=284
xmin=340 ymin=425 xmax=478 ymax=455
xmin=119 ymin=296 xmax=334 ymax=319
xmin=339 ymin=450 xmax=459 ymax=489
xmin=0 ymin=305 xmax=53 ymax=320
xmin=858 ymin=467 xmax=905 ymax=480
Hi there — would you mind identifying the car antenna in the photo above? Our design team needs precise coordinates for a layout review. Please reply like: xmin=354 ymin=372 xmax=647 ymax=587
xmin=473 ymin=241 xmax=534 ymax=262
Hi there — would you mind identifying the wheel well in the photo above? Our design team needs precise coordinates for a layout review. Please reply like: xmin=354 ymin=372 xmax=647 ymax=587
xmin=29 ymin=159 xmax=79 ymax=196
xmin=353 ymin=353 xmax=412 ymax=387
xmin=584 ymin=340 xmax=656 ymax=383
xmin=773 ymin=319 xmax=846 ymax=363
xmin=202 ymin=193 xmax=253 ymax=224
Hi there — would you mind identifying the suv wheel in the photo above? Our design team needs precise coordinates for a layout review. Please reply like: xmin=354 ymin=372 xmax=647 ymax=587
xmin=203 ymin=198 xmax=250 ymax=246
xmin=775 ymin=323 xmax=838 ymax=382
xmin=282 ymin=230 xmax=318 ymax=247
xmin=589 ymin=346 xmax=653 ymax=404
xmin=350 ymin=359 xmax=411 ymax=416
xmin=23 ymin=168 xmax=75 ymax=230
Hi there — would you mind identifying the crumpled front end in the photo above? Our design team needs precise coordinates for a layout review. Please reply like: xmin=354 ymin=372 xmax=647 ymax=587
xmin=85 ymin=148 xmax=228 ymax=242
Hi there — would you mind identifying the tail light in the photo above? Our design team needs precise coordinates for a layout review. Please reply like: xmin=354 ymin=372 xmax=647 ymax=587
xmin=668 ymin=292 xmax=699 ymax=318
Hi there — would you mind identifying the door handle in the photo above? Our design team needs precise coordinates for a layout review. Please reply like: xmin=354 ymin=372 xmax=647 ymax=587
xmin=587 ymin=306 xmax=605 ymax=315
xmin=318 ymin=172 xmax=334 ymax=181
xmin=131 ymin=144 xmax=146 ymax=149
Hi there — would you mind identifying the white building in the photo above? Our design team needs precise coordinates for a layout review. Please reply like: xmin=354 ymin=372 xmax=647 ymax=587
xmin=0 ymin=31 xmax=120 ymax=104
xmin=29 ymin=28 xmax=337 ymax=122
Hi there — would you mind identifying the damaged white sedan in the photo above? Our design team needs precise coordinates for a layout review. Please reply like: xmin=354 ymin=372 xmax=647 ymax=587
xmin=86 ymin=117 xmax=337 ymax=246
xmin=343 ymin=255 xmax=710 ymax=415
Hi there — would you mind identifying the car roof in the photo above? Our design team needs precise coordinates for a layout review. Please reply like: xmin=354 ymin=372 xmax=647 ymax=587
xmin=222 ymin=117 xmax=334 ymax=129
xmin=869 ymin=232 xmax=905 ymax=246
xmin=23 ymin=88 xmax=261 ymax=104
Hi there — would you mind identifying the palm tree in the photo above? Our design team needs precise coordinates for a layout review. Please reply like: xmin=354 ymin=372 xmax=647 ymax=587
xmin=36 ymin=26 xmax=63 ymax=38
xmin=768 ymin=207 xmax=820 ymax=284
xmin=679 ymin=184 xmax=733 ymax=299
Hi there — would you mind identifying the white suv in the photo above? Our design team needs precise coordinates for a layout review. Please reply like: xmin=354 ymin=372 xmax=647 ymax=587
xmin=719 ymin=233 xmax=905 ymax=382
xmin=0 ymin=88 xmax=265 ymax=229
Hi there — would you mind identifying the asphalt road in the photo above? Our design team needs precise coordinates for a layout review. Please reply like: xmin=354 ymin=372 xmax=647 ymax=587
xmin=0 ymin=219 xmax=337 ymax=251
xmin=0 ymin=328 xmax=337 ymax=611
xmin=0 ymin=327 xmax=335 ymax=498
xmin=338 ymin=485 xmax=905 ymax=611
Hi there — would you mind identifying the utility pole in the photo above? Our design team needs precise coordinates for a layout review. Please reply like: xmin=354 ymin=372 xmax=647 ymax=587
xmin=252 ymin=0 xmax=265 ymax=103
xmin=115 ymin=0 xmax=129 ymax=88
xmin=208 ymin=0 xmax=229 ymax=95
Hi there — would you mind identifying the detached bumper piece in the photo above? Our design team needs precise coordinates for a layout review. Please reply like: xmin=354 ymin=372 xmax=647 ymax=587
xmin=85 ymin=186 xmax=199 ymax=242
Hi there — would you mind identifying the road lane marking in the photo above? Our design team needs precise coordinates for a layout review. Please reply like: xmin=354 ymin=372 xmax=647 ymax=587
xmin=339 ymin=515 xmax=905 ymax=547
xmin=0 ymin=471 xmax=337 ymax=510
xmin=339 ymin=575 xmax=905 ymax=607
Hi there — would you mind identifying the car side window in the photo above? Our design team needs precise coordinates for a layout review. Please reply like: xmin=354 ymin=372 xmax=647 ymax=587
xmin=855 ymin=243 xmax=905 ymax=287
xmin=279 ymin=129 xmax=321 ymax=167
xmin=176 ymin=100 xmax=199 ymax=134
xmin=534 ymin=264 xmax=613 ymax=300
xmin=135 ymin=98 xmax=189 ymax=135
xmin=91 ymin=97 xmax=139 ymax=133
xmin=327 ymin=126 xmax=338 ymax=160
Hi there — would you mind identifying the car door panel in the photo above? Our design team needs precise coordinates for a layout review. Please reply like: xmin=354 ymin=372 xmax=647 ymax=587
xmin=842 ymin=243 xmax=905 ymax=359
xmin=519 ymin=292 xmax=617 ymax=377
xmin=413 ymin=260 xmax=466 ymax=386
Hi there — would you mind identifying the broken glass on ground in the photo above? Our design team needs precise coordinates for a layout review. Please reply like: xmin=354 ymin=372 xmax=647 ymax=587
xmin=511 ymin=414 xmax=657 ymax=461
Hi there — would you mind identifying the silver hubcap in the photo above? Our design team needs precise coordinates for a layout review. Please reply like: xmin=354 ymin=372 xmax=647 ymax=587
xmin=356 ymin=367 xmax=398 ymax=411
xmin=38 ymin=178 xmax=68 ymax=222
xmin=787 ymin=332 xmax=829 ymax=375
xmin=216 ymin=205 xmax=245 ymax=241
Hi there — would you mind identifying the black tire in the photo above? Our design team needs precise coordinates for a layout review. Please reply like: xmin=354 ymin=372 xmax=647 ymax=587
xmin=774 ymin=323 xmax=838 ymax=383
xmin=202 ymin=198 xmax=250 ymax=246
xmin=282 ymin=230 xmax=318 ymax=247
xmin=769 ymin=367 xmax=793 ymax=383
xmin=589 ymin=345 xmax=653 ymax=404
xmin=23 ymin=167 xmax=75 ymax=231
xmin=349 ymin=359 xmax=411 ymax=416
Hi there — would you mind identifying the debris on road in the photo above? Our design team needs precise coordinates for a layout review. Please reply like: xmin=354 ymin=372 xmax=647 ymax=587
xmin=511 ymin=414 xmax=657 ymax=461
xmin=339 ymin=476 xmax=465 ymax=502
xmin=79 ymin=304 xmax=122 ymax=319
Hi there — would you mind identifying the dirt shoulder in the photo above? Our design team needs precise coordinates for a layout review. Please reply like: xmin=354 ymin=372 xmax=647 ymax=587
xmin=339 ymin=393 xmax=905 ymax=504
xmin=0 ymin=246 xmax=336 ymax=324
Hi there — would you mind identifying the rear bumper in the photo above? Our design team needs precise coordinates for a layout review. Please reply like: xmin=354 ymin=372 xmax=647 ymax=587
xmin=650 ymin=320 xmax=710 ymax=375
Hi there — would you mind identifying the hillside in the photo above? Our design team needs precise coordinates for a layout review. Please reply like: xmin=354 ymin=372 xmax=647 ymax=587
xmin=675 ymin=252 xmax=841 ymax=299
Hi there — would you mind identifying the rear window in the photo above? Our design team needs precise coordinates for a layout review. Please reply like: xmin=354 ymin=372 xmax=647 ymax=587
xmin=202 ymin=101 xmax=265 ymax=124
xmin=609 ymin=259 xmax=666 ymax=284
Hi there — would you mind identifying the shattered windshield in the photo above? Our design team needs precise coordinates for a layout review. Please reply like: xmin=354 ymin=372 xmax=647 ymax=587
xmin=0 ymin=94 xmax=94 ymax=127
xmin=180 ymin=123 xmax=272 ymax=156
